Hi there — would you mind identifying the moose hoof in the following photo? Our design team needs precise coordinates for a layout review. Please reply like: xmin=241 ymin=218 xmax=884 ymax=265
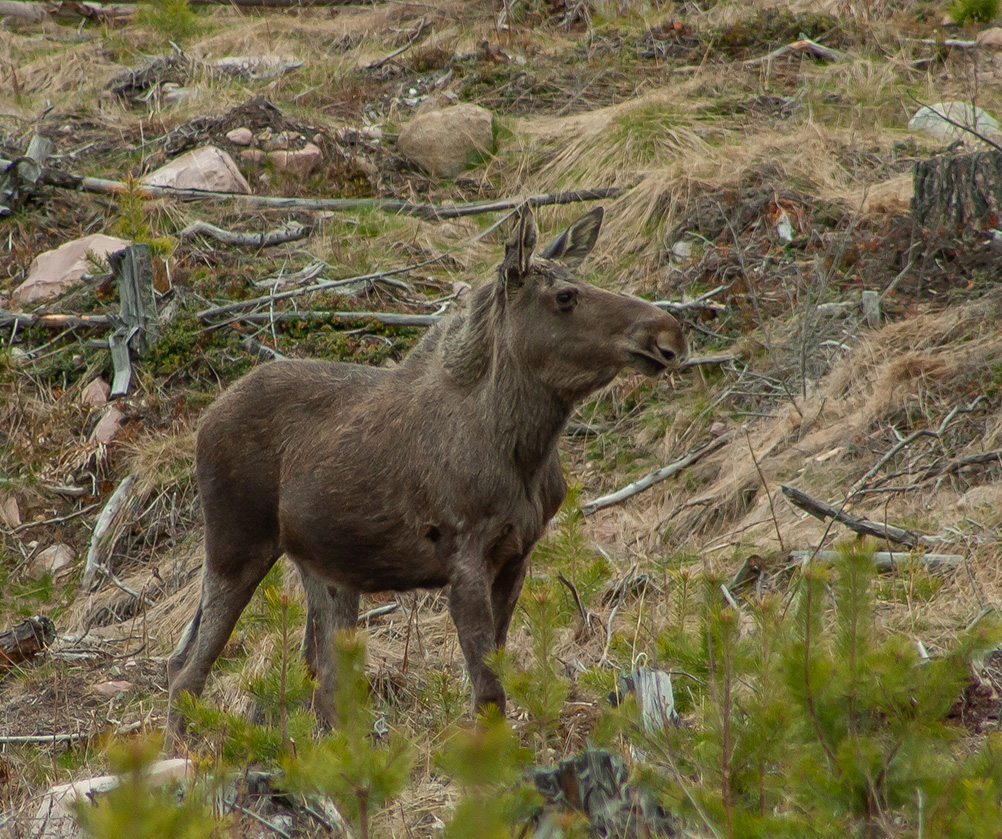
xmin=474 ymin=691 xmax=506 ymax=719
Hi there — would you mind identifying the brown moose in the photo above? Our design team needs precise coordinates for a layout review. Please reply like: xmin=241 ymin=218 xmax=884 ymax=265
xmin=166 ymin=206 xmax=685 ymax=739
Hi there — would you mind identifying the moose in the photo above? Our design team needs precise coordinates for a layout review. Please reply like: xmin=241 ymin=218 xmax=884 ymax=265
xmin=166 ymin=206 xmax=685 ymax=739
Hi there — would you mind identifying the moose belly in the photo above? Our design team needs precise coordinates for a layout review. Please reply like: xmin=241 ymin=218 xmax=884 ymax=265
xmin=281 ymin=507 xmax=454 ymax=593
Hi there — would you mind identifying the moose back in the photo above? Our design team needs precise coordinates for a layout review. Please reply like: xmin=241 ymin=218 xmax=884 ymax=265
xmin=166 ymin=207 xmax=685 ymax=738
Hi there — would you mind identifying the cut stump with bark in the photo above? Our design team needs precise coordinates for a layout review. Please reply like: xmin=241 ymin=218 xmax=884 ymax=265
xmin=912 ymin=150 xmax=1002 ymax=233
xmin=0 ymin=616 xmax=56 ymax=673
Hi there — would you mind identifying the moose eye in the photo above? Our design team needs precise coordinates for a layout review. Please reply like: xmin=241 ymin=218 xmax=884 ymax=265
xmin=555 ymin=289 xmax=577 ymax=308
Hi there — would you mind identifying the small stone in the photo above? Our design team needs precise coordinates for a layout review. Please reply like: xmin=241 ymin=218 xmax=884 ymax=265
xmin=978 ymin=27 xmax=1002 ymax=47
xmin=710 ymin=421 xmax=728 ymax=437
xmin=92 ymin=680 xmax=133 ymax=697
xmin=268 ymin=142 xmax=322 ymax=179
xmin=81 ymin=377 xmax=110 ymax=408
xmin=0 ymin=494 xmax=21 ymax=528
xmin=89 ymin=406 xmax=125 ymax=445
xmin=28 ymin=543 xmax=75 ymax=579
xmin=226 ymin=127 xmax=253 ymax=146
xmin=239 ymin=148 xmax=266 ymax=164
xmin=260 ymin=130 xmax=298 ymax=152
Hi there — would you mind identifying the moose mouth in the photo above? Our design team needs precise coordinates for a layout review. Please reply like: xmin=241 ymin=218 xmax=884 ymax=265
xmin=628 ymin=348 xmax=678 ymax=376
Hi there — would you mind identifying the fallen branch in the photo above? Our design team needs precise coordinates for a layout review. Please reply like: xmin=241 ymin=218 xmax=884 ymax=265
xmin=789 ymin=550 xmax=963 ymax=573
xmin=82 ymin=474 xmax=139 ymax=591
xmin=195 ymin=264 xmax=433 ymax=320
xmin=582 ymin=435 xmax=730 ymax=516
xmin=180 ymin=219 xmax=313 ymax=248
xmin=0 ymin=310 xmax=113 ymax=331
xmin=781 ymin=484 xmax=948 ymax=549
xmin=364 ymin=17 xmax=428 ymax=70
xmin=743 ymin=35 xmax=846 ymax=66
xmin=851 ymin=396 xmax=987 ymax=494
xmin=0 ymin=157 xmax=627 ymax=219
xmin=682 ymin=354 xmax=736 ymax=368
xmin=230 ymin=310 xmax=440 ymax=328
xmin=653 ymin=284 xmax=729 ymax=315
xmin=916 ymin=448 xmax=1002 ymax=483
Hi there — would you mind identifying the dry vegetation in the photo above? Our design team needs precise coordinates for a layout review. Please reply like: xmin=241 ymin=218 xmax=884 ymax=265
xmin=3 ymin=0 xmax=1002 ymax=836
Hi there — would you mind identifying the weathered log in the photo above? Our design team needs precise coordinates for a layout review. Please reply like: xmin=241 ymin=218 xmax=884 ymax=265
xmin=0 ymin=1 xmax=45 ymax=22
xmin=789 ymin=550 xmax=963 ymax=573
xmin=912 ymin=150 xmax=1002 ymax=232
xmin=0 ymin=134 xmax=52 ymax=216
xmin=0 ymin=616 xmax=56 ymax=672
xmin=0 ymin=157 xmax=627 ymax=219
xmin=582 ymin=435 xmax=730 ymax=516
xmin=781 ymin=484 xmax=948 ymax=548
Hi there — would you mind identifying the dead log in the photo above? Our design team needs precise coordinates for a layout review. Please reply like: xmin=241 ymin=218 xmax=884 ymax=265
xmin=0 ymin=134 xmax=52 ymax=216
xmin=912 ymin=150 xmax=1002 ymax=233
xmin=0 ymin=616 xmax=56 ymax=673
xmin=0 ymin=0 xmax=45 ymax=22
xmin=81 ymin=474 xmax=139 ymax=591
xmin=781 ymin=484 xmax=948 ymax=548
xmin=789 ymin=550 xmax=963 ymax=573
xmin=0 ymin=156 xmax=627 ymax=219
xmin=582 ymin=435 xmax=730 ymax=515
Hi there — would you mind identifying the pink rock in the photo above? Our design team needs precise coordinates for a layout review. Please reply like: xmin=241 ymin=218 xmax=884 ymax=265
xmin=12 ymin=234 xmax=130 ymax=308
xmin=28 ymin=543 xmax=75 ymax=579
xmin=0 ymin=494 xmax=20 ymax=527
xmin=978 ymin=27 xmax=1002 ymax=48
xmin=89 ymin=406 xmax=125 ymax=444
xmin=239 ymin=148 xmax=266 ymax=164
xmin=141 ymin=146 xmax=251 ymax=194
xmin=268 ymin=142 xmax=322 ymax=179
xmin=92 ymin=680 xmax=133 ymax=696
xmin=226 ymin=127 xmax=253 ymax=146
xmin=81 ymin=377 xmax=110 ymax=408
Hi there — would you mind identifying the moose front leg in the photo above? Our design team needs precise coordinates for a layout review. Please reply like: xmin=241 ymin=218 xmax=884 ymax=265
xmin=449 ymin=561 xmax=505 ymax=715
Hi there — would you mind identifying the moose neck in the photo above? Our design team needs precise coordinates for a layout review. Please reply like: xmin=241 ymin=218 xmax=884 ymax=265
xmin=440 ymin=283 xmax=572 ymax=472
xmin=481 ymin=346 xmax=573 ymax=472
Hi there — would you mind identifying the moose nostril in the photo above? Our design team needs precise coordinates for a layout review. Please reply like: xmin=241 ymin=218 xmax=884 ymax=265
xmin=660 ymin=348 xmax=676 ymax=362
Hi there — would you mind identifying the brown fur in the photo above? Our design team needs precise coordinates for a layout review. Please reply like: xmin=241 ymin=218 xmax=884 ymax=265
xmin=165 ymin=207 xmax=685 ymax=741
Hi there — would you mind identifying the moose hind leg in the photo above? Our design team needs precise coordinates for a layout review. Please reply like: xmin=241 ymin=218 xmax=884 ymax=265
xmin=299 ymin=564 xmax=359 ymax=724
xmin=166 ymin=548 xmax=278 ymax=740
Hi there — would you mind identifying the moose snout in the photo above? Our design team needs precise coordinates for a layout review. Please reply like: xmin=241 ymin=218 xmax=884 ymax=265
xmin=655 ymin=322 xmax=687 ymax=367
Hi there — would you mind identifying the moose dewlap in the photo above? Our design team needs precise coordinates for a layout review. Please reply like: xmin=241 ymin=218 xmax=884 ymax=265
xmin=166 ymin=207 xmax=685 ymax=740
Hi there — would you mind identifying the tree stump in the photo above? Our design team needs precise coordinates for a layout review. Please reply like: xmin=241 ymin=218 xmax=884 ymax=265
xmin=0 ymin=616 xmax=55 ymax=673
xmin=912 ymin=150 xmax=1002 ymax=233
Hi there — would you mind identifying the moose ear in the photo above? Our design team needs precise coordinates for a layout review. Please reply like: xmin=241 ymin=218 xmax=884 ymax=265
xmin=500 ymin=206 xmax=539 ymax=291
xmin=539 ymin=206 xmax=604 ymax=267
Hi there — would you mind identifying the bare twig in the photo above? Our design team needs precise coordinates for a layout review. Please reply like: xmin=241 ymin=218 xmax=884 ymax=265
xmin=556 ymin=572 xmax=593 ymax=630
xmin=742 ymin=35 xmax=846 ymax=66
xmin=228 ymin=310 xmax=441 ymax=328
xmin=851 ymin=396 xmax=987 ymax=494
xmin=745 ymin=429 xmax=785 ymax=552
xmin=582 ymin=436 xmax=730 ymax=516
xmin=364 ymin=18 xmax=429 ymax=70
